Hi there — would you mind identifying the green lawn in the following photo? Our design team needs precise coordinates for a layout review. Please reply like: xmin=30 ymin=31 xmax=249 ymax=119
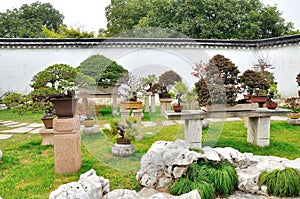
xmin=0 ymin=109 xmax=299 ymax=198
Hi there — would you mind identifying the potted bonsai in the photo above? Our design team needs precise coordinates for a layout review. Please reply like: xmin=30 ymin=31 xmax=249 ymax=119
xmin=31 ymin=64 xmax=94 ymax=118
xmin=83 ymin=103 xmax=96 ymax=127
xmin=172 ymin=81 xmax=189 ymax=112
xmin=193 ymin=54 xmax=240 ymax=109
xmin=118 ymin=73 xmax=144 ymax=109
xmin=239 ymin=69 xmax=269 ymax=108
xmin=284 ymin=97 xmax=300 ymax=119
xmin=265 ymin=92 xmax=278 ymax=109
xmin=31 ymin=64 xmax=79 ymax=118
xmin=41 ymin=103 xmax=56 ymax=129
xmin=103 ymin=117 xmax=137 ymax=157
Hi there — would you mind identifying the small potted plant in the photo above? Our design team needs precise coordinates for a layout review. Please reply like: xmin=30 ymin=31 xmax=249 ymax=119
xmin=172 ymin=81 xmax=189 ymax=112
xmin=265 ymin=92 xmax=278 ymax=109
xmin=41 ymin=103 xmax=56 ymax=129
xmin=83 ymin=103 xmax=96 ymax=127
xmin=103 ymin=117 xmax=137 ymax=157
xmin=284 ymin=97 xmax=300 ymax=119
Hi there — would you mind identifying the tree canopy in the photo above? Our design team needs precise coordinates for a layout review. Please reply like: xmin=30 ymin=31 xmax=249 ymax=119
xmin=104 ymin=0 xmax=296 ymax=39
xmin=0 ymin=1 xmax=64 ymax=38
xmin=77 ymin=54 xmax=128 ymax=88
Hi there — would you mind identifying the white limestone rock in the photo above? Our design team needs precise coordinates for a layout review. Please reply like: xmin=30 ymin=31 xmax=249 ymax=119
xmin=136 ymin=140 xmax=200 ymax=189
xmin=236 ymin=166 xmax=261 ymax=194
xmin=49 ymin=169 xmax=109 ymax=199
xmin=103 ymin=188 xmax=201 ymax=199
xmin=102 ymin=189 xmax=139 ymax=199
xmin=0 ymin=150 xmax=2 ymax=160
xmin=202 ymin=146 xmax=254 ymax=168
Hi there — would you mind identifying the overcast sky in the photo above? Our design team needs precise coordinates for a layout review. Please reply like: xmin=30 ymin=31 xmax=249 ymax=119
xmin=1 ymin=0 xmax=300 ymax=34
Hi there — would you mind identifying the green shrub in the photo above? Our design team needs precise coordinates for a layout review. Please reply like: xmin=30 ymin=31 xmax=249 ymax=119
xmin=200 ymin=161 xmax=238 ymax=197
xmin=169 ymin=163 xmax=215 ymax=199
xmin=259 ymin=167 xmax=300 ymax=197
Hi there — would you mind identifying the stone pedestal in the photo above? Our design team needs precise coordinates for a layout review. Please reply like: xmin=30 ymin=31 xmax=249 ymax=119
xmin=39 ymin=128 xmax=54 ymax=145
xmin=112 ymin=93 xmax=118 ymax=115
xmin=185 ymin=119 xmax=202 ymax=149
xmin=247 ymin=116 xmax=270 ymax=147
xmin=159 ymin=98 xmax=172 ymax=116
xmin=112 ymin=143 xmax=135 ymax=157
xmin=120 ymin=109 xmax=131 ymax=124
xmin=53 ymin=116 xmax=82 ymax=174
xmin=82 ymin=125 xmax=99 ymax=135
xmin=133 ymin=109 xmax=143 ymax=140
xmin=286 ymin=118 xmax=300 ymax=126
xmin=144 ymin=92 xmax=151 ymax=113
xmin=151 ymin=94 xmax=156 ymax=113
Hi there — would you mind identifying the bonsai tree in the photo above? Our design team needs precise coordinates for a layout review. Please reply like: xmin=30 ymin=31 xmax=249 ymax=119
xmin=152 ymin=70 xmax=182 ymax=99
xmin=158 ymin=70 xmax=182 ymax=90
xmin=239 ymin=69 xmax=269 ymax=96
xmin=117 ymin=73 xmax=145 ymax=101
xmin=77 ymin=54 xmax=127 ymax=88
xmin=284 ymin=97 xmax=300 ymax=113
xmin=103 ymin=117 xmax=137 ymax=142
xmin=30 ymin=64 xmax=78 ymax=101
xmin=173 ymin=81 xmax=189 ymax=106
xmin=193 ymin=54 xmax=240 ymax=107
xmin=142 ymin=74 xmax=158 ymax=92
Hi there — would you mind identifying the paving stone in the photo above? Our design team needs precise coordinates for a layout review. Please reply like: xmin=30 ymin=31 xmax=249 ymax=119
xmin=0 ymin=134 xmax=13 ymax=139
xmin=3 ymin=122 xmax=20 ymax=126
xmin=145 ymin=132 xmax=154 ymax=135
xmin=26 ymin=123 xmax=44 ymax=128
xmin=9 ymin=123 xmax=29 ymax=128
xmin=162 ymin=120 xmax=175 ymax=126
xmin=175 ymin=120 xmax=184 ymax=125
xmin=0 ymin=127 xmax=33 ymax=134
xmin=103 ymin=124 xmax=111 ymax=129
xmin=29 ymin=127 xmax=43 ymax=134
xmin=142 ymin=121 xmax=157 ymax=127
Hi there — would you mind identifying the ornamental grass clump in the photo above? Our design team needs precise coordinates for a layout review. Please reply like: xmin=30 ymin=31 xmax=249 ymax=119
xmin=200 ymin=161 xmax=238 ymax=197
xmin=169 ymin=161 xmax=238 ymax=199
xmin=259 ymin=167 xmax=300 ymax=197
xmin=169 ymin=163 xmax=215 ymax=199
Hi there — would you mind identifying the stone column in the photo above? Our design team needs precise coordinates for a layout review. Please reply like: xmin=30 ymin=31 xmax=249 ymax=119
xmin=144 ymin=92 xmax=151 ymax=113
xmin=247 ymin=116 xmax=270 ymax=147
xmin=112 ymin=93 xmax=118 ymax=115
xmin=184 ymin=119 xmax=202 ymax=149
xmin=120 ymin=109 xmax=131 ymax=124
xmin=53 ymin=116 xmax=82 ymax=174
xmin=151 ymin=94 xmax=156 ymax=113
xmin=132 ymin=109 xmax=143 ymax=140
xmin=159 ymin=98 xmax=173 ymax=116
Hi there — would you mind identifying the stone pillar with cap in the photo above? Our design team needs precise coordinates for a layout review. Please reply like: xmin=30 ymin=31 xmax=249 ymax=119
xmin=53 ymin=116 xmax=82 ymax=174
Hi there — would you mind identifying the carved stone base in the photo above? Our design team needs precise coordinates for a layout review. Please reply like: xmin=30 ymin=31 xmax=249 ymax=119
xmin=82 ymin=125 xmax=99 ymax=135
xmin=286 ymin=118 xmax=300 ymax=126
xmin=112 ymin=143 xmax=135 ymax=157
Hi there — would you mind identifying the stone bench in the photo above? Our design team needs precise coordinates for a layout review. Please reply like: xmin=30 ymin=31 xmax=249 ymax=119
xmin=164 ymin=108 xmax=290 ymax=149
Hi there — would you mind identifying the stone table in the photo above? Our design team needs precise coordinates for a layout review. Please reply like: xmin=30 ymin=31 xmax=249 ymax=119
xmin=164 ymin=108 xmax=290 ymax=149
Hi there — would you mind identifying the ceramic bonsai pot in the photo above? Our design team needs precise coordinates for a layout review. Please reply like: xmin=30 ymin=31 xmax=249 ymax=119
xmin=51 ymin=98 xmax=79 ymax=118
xmin=173 ymin=105 xmax=183 ymax=112
xmin=41 ymin=116 xmax=55 ymax=129
xmin=266 ymin=102 xmax=278 ymax=109
xmin=83 ymin=119 xmax=95 ymax=127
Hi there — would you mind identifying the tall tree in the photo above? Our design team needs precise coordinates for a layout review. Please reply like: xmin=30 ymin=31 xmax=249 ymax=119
xmin=0 ymin=1 xmax=64 ymax=38
xmin=104 ymin=0 xmax=295 ymax=39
